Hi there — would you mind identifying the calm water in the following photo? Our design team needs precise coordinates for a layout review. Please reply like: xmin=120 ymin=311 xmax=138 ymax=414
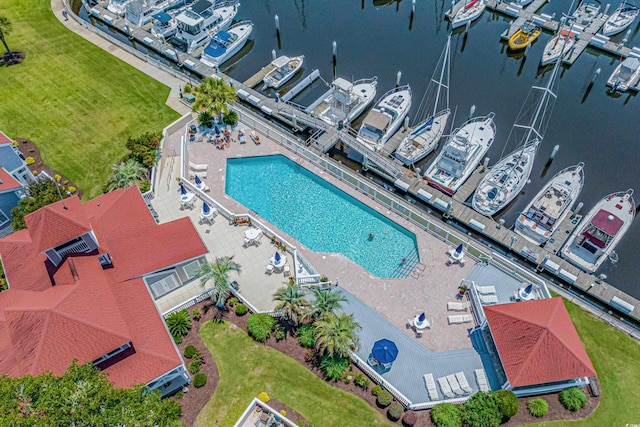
xmin=225 ymin=155 xmax=419 ymax=278
xmin=224 ymin=0 xmax=640 ymax=296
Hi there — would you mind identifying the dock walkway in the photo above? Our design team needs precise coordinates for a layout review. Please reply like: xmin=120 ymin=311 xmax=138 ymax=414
xmin=243 ymin=63 xmax=276 ymax=88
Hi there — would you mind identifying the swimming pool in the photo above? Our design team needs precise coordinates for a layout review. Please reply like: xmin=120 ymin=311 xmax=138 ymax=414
xmin=225 ymin=155 xmax=419 ymax=278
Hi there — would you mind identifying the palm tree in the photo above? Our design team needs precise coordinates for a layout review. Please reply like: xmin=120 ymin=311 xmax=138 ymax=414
xmin=192 ymin=77 xmax=237 ymax=117
xmin=314 ymin=312 xmax=361 ymax=358
xmin=0 ymin=16 xmax=13 ymax=63
xmin=273 ymin=284 xmax=310 ymax=326
xmin=105 ymin=159 xmax=148 ymax=191
xmin=197 ymin=256 xmax=242 ymax=307
xmin=303 ymin=288 xmax=347 ymax=322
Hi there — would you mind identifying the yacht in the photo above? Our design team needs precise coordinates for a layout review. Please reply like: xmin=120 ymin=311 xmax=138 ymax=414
xmin=107 ymin=0 xmax=133 ymax=16
xmin=422 ymin=113 xmax=496 ymax=195
xmin=356 ymin=85 xmax=412 ymax=152
xmin=200 ymin=21 xmax=253 ymax=66
xmin=125 ymin=0 xmax=183 ymax=27
xmin=305 ymin=77 xmax=378 ymax=126
xmin=514 ymin=163 xmax=585 ymax=245
xmin=541 ymin=28 xmax=576 ymax=66
xmin=561 ymin=189 xmax=635 ymax=273
xmin=572 ymin=1 xmax=601 ymax=26
xmin=602 ymin=1 xmax=639 ymax=36
xmin=607 ymin=57 xmax=640 ymax=92
xmin=395 ymin=36 xmax=451 ymax=166
xmin=450 ymin=0 xmax=486 ymax=29
xmin=262 ymin=55 xmax=305 ymax=90
xmin=151 ymin=12 xmax=178 ymax=39
xmin=172 ymin=0 xmax=239 ymax=54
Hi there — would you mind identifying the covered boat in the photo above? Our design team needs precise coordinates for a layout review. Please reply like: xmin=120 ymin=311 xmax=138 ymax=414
xmin=356 ymin=85 xmax=412 ymax=152
xmin=200 ymin=21 xmax=253 ymax=66
xmin=607 ymin=57 xmax=640 ymax=92
xmin=262 ymin=55 xmax=305 ymax=90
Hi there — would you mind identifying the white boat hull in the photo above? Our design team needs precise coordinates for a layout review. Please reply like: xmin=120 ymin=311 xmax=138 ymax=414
xmin=451 ymin=0 xmax=486 ymax=29
xmin=395 ymin=109 xmax=451 ymax=165
xmin=602 ymin=5 xmax=639 ymax=36
xmin=200 ymin=21 xmax=253 ymax=66
xmin=606 ymin=58 xmax=640 ymax=92
xmin=263 ymin=55 xmax=305 ymax=90
xmin=357 ymin=85 xmax=412 ymax=152
xmin=473 ymin=141 xmax=540 ymax=217
xmin=561 ymin=189 xmax=635 ymax=273
xmin=514 ymin=163 xmax=585 ymax=246
xmin=541 ymin=31 xmax=576 ymax=66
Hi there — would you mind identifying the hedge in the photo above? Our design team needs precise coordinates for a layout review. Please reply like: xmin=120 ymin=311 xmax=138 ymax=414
xmin=431 ymin=403 xmax=462 ymax=427
xmin=527 ymin=398 xmax=549 ymax=417
xmin=297 ymin=324 xmax=315 ymax=348
xmin=376 ymin=390 xmax=393 ymax=408
xmin=495 ymin=389 xmax=519 ymax=419
xmin=559 ymin=387 xmax=587 ymax=411
xmin=235 ymin=303 xmax=249 ymax=316
xmin=183 ymin=345 xmax=197 ymax=359
xmin=387 ymin=402 xmax=404 ymax=421
xmin=247 ymin=314 xmax=276 ymax=342
xmin=193 ymin=373 xmax=207 ymax=388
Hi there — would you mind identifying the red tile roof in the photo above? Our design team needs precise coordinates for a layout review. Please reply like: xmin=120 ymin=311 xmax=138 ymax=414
xmin=0 ymin=131 xmax=11 ymax=144
xmin=0 ymin=187 xmax=207 ymax=388
xmin=484 ymin=297 xmax=596 ymax=388
xmin=0 ymin=168 xmax=22 ymax=192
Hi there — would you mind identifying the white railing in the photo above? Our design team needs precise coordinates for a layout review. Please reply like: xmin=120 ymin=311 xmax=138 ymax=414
xmin=349 ymin=352 xmax=412 ymax=407
xmin=57 ymin=240 xmax=91 ymax=257
xmin=162 ymin=287 xmax=216 ymax=317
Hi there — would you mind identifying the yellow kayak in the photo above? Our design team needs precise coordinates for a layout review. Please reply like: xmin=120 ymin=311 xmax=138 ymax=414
xmin=508 ymin=21 xmax=542 ymax=50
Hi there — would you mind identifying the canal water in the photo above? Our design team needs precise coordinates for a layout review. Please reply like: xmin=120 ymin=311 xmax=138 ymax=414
xmin=79 ymin=0 xmax=640 ymax=296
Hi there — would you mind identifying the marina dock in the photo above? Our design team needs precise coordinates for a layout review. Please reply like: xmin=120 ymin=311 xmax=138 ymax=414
xmin=242 ymin=63 xmax=277 ymax=88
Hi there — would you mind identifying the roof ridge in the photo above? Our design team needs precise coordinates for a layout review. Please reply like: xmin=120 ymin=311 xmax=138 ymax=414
xmin=512 ymin=322 xmax=548 ymax=385
xmin=545 ymin=301 xmax=594 ymax=371
xmin=27 ymin=311 xmax=53 ymax=376
xmin=51 ymin=307 xmax=132 ymax=344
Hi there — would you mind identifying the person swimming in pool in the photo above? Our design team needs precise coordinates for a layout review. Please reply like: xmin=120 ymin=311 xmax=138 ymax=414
xmin=368 ymin=233 xmax=374 ymax=240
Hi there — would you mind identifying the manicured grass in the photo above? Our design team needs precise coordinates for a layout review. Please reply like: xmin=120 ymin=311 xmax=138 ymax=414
xmin=196 ymin=321 xmax=393 ymax=426
xmin=0 ymin=0 xmax=180 ymax=198
xmin=527 ymin=299 xmax=640 ymax=426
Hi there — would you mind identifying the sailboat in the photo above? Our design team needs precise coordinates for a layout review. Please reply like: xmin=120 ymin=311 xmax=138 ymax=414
xmin=541 ymin=27 xmax=576 ymax=66
xmin=560 ymin=189 xmax=635 ymax=273
xmin=514 ymin=163 xmax=585 ymax=245
xmin=473 ymin=46 xmax=564 ymax=217
xmin=602 ymin=1 xmax=639 ymax=36
xmin=450 ymin=0 xmax=486 ymax=29
xmin=356 ymin=85 xmax=412 ymax=152
xmin=395 ymin=36 xmax=451 ymax=166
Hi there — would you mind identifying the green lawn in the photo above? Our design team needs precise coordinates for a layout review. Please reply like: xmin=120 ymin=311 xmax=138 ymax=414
xmin=196 ymin=321 xmax=393 ymax=427
xmin=0 ymin=0 xmax=180 ymax=198
xmin=528 ymin=299 xmax=640 ymax=426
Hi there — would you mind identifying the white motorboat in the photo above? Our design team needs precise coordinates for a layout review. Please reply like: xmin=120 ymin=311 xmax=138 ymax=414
xmin=602 ymin=2 xmax=639 ymax=36
xmin=514 ymin=163 xmax=585 ymax=245
xmin=108 ymin=0 xmax=133 ymax=16
xmin=305 ymin=77 xmax=378 ymax=126
xmin=541 ymin=28 xmax=576 ymax=66
xmin=395 ymin=36 xmax=451 ymax=166
xmin=474 ymin=48 xmax=563 ymax=217
xmin=560 ymin=189 xmax=635 ymax=273
xmin=572 ymin=1 xmax=601 ymax=26
xmin=356 ymin=85 xmax=412 ymax=152
xmin=200 ymin=21 xmax=253 ymax=66
xmin=151 ymin=12 xmax=178 ymax=39
xmin=422 ymin=113 xmax=496 ymax=195
xmin=450 ymin=0 xmax=486 ymax=29
xmin=173 ymin=0 xmax=239 ymax=54
xmin=607 ymin=57 xmax=640 ymax=92
xmin=125 ymin=0 xmax=184 ymax=27
xmin=262 ymin=55 xmax=305 ymax=90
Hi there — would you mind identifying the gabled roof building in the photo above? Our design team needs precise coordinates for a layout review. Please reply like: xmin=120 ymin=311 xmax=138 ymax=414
xmin=0 ymin=131 xmax=35 ymax=237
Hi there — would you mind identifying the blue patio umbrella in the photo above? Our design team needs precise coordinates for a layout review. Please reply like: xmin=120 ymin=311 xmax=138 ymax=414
xmin=179 ymin=182 xmax=187 ymax=195
xmin=275 ymin=251 xmax=281 ymax=263
xmin=203 ymin=202 xmax=211 ymax=215
xmin=524 ymin=284 xmax=533 ymax=294
xmin=214 ymin=124 xmax=221 ymax=136
xmin=454 ymin=244 xmax=463 ymax=257
xmin=195 ymin=175 xmax=202 ymax=185
xmin=418 ymin=312 xmax=426 ymax=323
xmin=371 ymin=339 xmax=398 ymax=364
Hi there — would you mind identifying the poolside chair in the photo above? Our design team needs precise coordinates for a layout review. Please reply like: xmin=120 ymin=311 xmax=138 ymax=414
xmin=438 ymin=376 xmax=455 ymax=399
xmin=423 ymin=374 xmax=439 ymax=401
xmin=265 ymin=264 xmax=274 ymax=275
xmin=475 ymin=285 xmax=496 ymax=294
xmin=475 ymin=368 xmax=490 ymax=392
xmin=415 ymin=329 xmax=423 ymax=338
xmin=446 ymin=374 xmax=464 ymax=396
xmin=455 ymin=371 xmax=473 ymax=394
xmin=479 ymin=294 xmax=499 ymax=304
xmin=283 ymin=265 xmax=291 ymax=277
xmin=447 ymin=301 xmax=471 ymax=311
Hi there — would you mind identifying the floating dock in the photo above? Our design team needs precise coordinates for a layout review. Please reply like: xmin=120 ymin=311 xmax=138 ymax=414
xmin=242 ymin=63 xmax=277 ymax=88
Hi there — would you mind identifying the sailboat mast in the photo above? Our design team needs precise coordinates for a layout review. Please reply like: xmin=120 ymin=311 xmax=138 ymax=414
xmin=432 ymin=35 xmax=451 ymax=118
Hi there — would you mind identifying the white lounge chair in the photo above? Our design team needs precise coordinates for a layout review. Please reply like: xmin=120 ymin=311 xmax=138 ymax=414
xmin=265 ymin=264 xmax=274 ymax=275
xmin=447 ymin=314 xmax=473 ymax=324
xmin=475 ymin=368 xmax=490 ymax=392
xmin=200 ymin=212 xmax=215 ymax=225
xmin=283 ymin=265 xmax=291 ymax=276
xmin=438 ymin=376 xmax=455 ymax=399
xmin=447 ymin=301 xmax=471 ymax=311
xmin=475 ymin=285 xmax=496 ymax=294
xmin=455 ymin=371 xmax=473 ymax=394
xmin=479 ymin=294 xmax=499 ymax=304
xmin=423 ymin=374 xmax=439 ymax=401
xmin=447 ymin=374 xmax=464 ymax=396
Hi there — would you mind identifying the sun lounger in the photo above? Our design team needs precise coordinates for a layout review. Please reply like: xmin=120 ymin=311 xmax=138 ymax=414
xmin=447 ymin=314 xmax=473 ymax=324
xmin=446 ymin=374 xmax=465 ymax=396
xmin=438 ymin=376 xmax=455 ymax=399
xmin=479 ymin=294 xmax=499 ymax=304
xmin=447 ymin=301 xmax=471 ymax=311
xmin=423 ymin=373 xmax=439 ymax=401
xmin=475 ymin=368 xmax=490 ymax=392
xmin=188 ymin=161 xmax=208 ymax=172
xmin=188 ymin=170 xmax=207 ymax=179
xmin=475 ymin=285 xmax=496 ymax=294
xmin=455 ymin=371 xmax=473 ymax=394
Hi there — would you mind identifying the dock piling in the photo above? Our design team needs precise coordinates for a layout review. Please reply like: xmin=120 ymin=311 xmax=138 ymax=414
xmin=483 ymin=156 xmax=490 ymax=170
xmin=592 ymin=67 xmax=601 ymax=83
xmin=604 ymin=3 xmax=610 ymax=15
xmin=573 ymin=202 xmax=584 ymax=215
xmin=272 ymin=49 xmax=276 ymax=61
xmin=549 ymin=144 xmax=559 ymax=160
xmin=404 ymin=116 xmax=410 ymax=131
xmin=409 ymin=0 xmax=416 ymax=30
xmin=396 ymin=70 xmax=402 ymax=87
xmin=333 ymin=41 xmax=337 ymax=79
xmin=469 ymin=104 xmax=476 ymax=119
xmin=275 ymin=15 xmax=281 ymax=49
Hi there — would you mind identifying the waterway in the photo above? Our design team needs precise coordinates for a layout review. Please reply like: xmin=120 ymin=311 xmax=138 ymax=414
xmin=77 ymin=0 xmax=640 ymax=296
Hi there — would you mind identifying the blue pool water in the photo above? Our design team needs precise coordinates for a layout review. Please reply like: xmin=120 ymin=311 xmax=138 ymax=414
xmin=225 ymin=155 xmax=419 ymax=278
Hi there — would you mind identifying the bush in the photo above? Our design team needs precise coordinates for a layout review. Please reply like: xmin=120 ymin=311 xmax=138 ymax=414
xmin=67 ymin=186 xmax=76 ymax=194
xmin=297 ymin=324 xmax=315 ymax=348
xmin=387 ymin=402 xmax=404 ymax=421
xmin=371 ymin=385 xmax=382 ymax=396
xmin=198 ymin=110 xmax=214 ymax=128
xmin=320 ymin=355 xmax=349 ymax=381
xmin=280 ymin=410 xmax=287 ymax=417
xmin=247 ymin=314 xmax=276 ymax=342
xmin=402 ymin=411 xmax=417 ymax=427
xmin=138 ymin=180 xmax=151 ymax=193
xmin=183 ymin=345 xmax=197 ymax=358
xmin=275 ymin=326 xmax=286 ymax=341
xmin=354 ymin=373 xmax=370 ymax=390
xmin=63 ymin=179 xmax=69 ymax=185
xmin=193 ymin=373 xmax=207 ymax=388
xmin=191 ymin=309 xmax=202 ymax=321
xmin=188 ymin=359 xmax=202 ymax=374
xmin=559 ymin=387 xmax=587 ymax=411
xmin=376 ymin=390 xmax=393 ymax=408
xmin=235 ymin=303 xmax=249 ymax=316
xmin=431 ymin=403 xmax=462 ymax=427
xmin=462 ymin=392 xmax=502 ymax=427
xmin=527 ymin=398 xmax=549 ymax=418
xmin=173 ymin=335 xmax=182 ymax=344
xmin=54 ymin=174 xmax=61 ymax=182
xmin=166 ymin=310 xmax=192 ymax=340
xmin=228 ymin=297 xmax=238 ymax=307
xmin=174 ymin=390 xmax=184 ymax=399
xmin=258 ymin=392 xmax=270 ymax=403
xmin=125 ymin=132 xmax=161 ymax=168
xmin=25 ymin=156 xmax=35 ymax=165
xmin=495 ymin=389 xmax=519 ymax=419
xmin=223 ymin=110 xmax=238 ymax=126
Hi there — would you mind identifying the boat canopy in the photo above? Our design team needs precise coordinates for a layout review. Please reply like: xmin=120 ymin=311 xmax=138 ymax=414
xmin=153 ymin=12 xmax=172 ymax=24
xmin=192 ymin=0 xmax=213 ymax=15
xmin=591 ymin=209 xmax=624 ymax=236
xmin=333 ymin=77 xmax=354 ymax=93
xmin=271 ymin=56 xmax=291 ymax=68
xmin=203 ymin=31 xmax=231 ymax=57
xmin=362 ymin=110 xmax=391 ymax=131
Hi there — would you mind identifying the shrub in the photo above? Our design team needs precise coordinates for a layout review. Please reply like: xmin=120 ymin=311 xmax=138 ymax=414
xmin=173 ymin=335 xmax=182 ymax=344
xmin=198 ymin=110 xmax=214 ymax=128
xmin=32 ymin=170 xmax=38 ymax=176
xmin=297 ymin=324 xmax=315 ymax=348
xmin=191 ymin=309 xmax=202 ymax=321
xmin=166 ymin=310 xmax=192 ymax=340
xmin=67 ymin=186 xmax=76 ymax=194
xmin=258 ymin=392 xmax=270 ymax=403
xmin=402 ymin=411 xmax=417 ymax=427
xmin=235 ymin=303 xmax=249 ymax=316
xmin=138 ymin=180 xmax=151 ymax=193
xmin=387 ymin=402 xmax=404 ymax=421
xmin=559 ymin=387 xmax=587 ymax=411
xmin=247 ymin=314 xmax=276 ymax=342
xmin=320 ymin=355 xmax=349 ymax=381
xmin=228 ymin=297 xmax=239 ymax=307
xmin=63 ymin=179 xmax=69 ymax=185
xmin=462 ymin=392 xmax=502 ymax=427
xmin=25 ymin=156 xmax=35 ymax=165
xmin=527 ymin=398 xmax=549 ymax=418
xmin=54 ymin=174 xmax=61 ymax=182
xmin=376 ymin=390 xmax=393 ymax=408
xmin=275 ymin=325 xmax=285 ymax=341
xmin=174 ymin=390 xmax=184 ymax=399
xmin=183 ymin=84 xmax=192 ymax=94
xmin=188 ymin=359 xmax=202 ymax=374
xmin=280 ymin=410 xmax=287 ymax=417
xmin=183 ymin=345 xmax=197 ymax=358
xmin=431 ymin=403 xmax=462 ymax=427
xmin=354 ymin=373 xmax=370 ymax=390
xmin=223 ymin=110 xmax=238 ymax=126
xmin=371 ymin=385 xmax=382 ymax=396
xmin=193 ymin=373 xmax=207 ymax=388
xmin=125 ymin=132 xmax=161 ymax=169
xmin=495 ymin=389 xmax=519 ymax=419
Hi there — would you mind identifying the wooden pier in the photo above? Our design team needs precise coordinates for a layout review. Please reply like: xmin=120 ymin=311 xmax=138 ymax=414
xmin=242 ymin=63 xmax=276 ymax=88
xmin=562 ymin=14 xmax=608 ymax=65
xmin=379 ymin=127 xmax=410 ymax=157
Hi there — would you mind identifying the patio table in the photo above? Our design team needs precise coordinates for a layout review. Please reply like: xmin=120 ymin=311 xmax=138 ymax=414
xmin=413 ymin=315 xmax=429 ymax=330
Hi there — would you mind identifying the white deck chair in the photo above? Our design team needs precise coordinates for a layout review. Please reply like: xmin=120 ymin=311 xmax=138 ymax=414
xmin=479 ymin=294 xmax=499 ymax=304
xmin=475 ymin=368 xmax=490 ymax=392
xmin=423 ymin=374 xmax=439 ymax=401
xmin=455 ymin=371 xmax=473 ymax=394
xmin=446 ymin=374 xmax=464 ymax=396
xmin=265 ymin=264 xmax=274 ymax=275
xmin=447 ymin=301 xmax=471 ymax=311
xmin=438 ymin=376 xmax=455 ymax=399
xmin=475 ymin=285 xmax=496 ymax=294
xmin=283 ymin=265 xmax=291 ymax=276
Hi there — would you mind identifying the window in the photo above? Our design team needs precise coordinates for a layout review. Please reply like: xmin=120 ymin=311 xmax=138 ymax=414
xmin=148 ymin=273 xmax=181 ymax=299
xmin=0 ymin=209 xmax=9 ymax=226
xmin=182 ymin=260 xmax=201 ymax=279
